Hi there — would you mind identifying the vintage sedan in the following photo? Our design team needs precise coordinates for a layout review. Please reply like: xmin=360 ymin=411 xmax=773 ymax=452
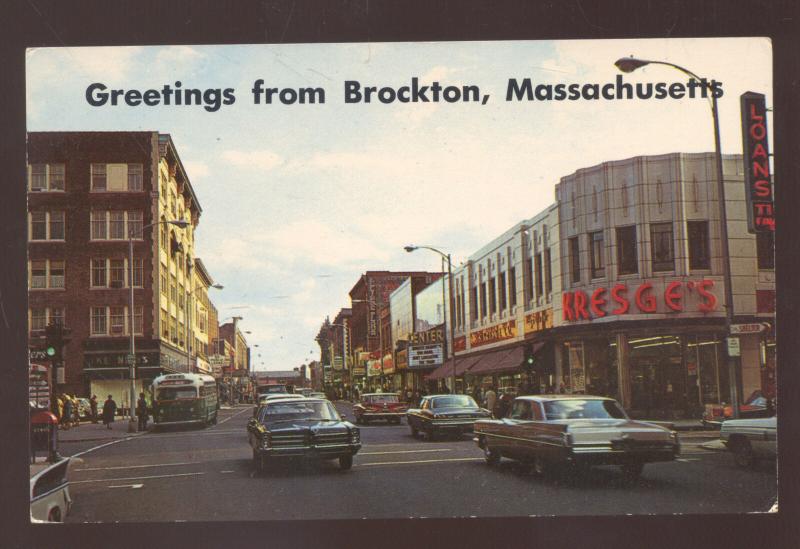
xmin=247 ymin=398 xmax=360 ymax=471
xmin=30 ymin=458 xmax=71 ymax=522
xmin=473 ymin=395 xmax=679 ymax=480
xmin=406 ymin=394 xmax=491 ymax=440
xmin=353 ymin=393 xmax=408 ymax=424
xmin=720 ymin=415 xmax=777 ymax=468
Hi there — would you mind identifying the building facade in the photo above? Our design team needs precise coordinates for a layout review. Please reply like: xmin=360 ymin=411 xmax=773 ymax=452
xmin=27 ymin=131 xmax=206 ymax=409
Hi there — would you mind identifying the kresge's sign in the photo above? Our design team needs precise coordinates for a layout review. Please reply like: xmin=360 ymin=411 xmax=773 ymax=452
xmin=562 ymin=279 xmax=717 ymax=321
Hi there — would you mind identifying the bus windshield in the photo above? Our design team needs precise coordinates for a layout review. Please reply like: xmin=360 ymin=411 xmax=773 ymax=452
xmin=157 ymin=387 xmax=198 ymax=400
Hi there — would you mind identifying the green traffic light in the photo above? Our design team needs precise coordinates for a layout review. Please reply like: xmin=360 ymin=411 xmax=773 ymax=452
xmin=46 ymin=347 xmax=56 ymax=357
xmin=527 ymin=357 xmax=534 ymax=364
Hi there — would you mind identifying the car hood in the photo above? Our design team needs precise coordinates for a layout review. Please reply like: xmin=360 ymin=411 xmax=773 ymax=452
xmin=263 ymin=420 xmax=351 ymax=434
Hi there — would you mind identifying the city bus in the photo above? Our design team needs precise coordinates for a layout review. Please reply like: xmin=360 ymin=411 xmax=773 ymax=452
xmin=151 ymin=373 xmax=218 ymax=427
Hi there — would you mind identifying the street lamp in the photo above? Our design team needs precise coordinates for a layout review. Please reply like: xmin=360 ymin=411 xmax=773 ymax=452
xmin=614 ymin=56 xmax=740 ymax=417
xmin=128 ymin=218 xmax=190 ymax=433
xmin=405 ymin=245 xmax=457 ymax=395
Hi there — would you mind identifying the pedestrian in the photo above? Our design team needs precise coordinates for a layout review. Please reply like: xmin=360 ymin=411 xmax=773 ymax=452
xmin=102 ymin=394 xmax=117 ymax=429
xmin=484 ymin=386 xmax=497 ymax=416
xmin=89 ymin=395 xmax=98 ymax=423
xmin=405 ymin=388 xmax=413 ymax=404
xmin=136 ymin=392 xmax=149 ymax=431
xmin=72 ymin=395 xmax=81 ymax=425
xmin=62 ymin=395 xmax=73 ymax=430
xmin=497 ymin=390 xmax=513 ymax=419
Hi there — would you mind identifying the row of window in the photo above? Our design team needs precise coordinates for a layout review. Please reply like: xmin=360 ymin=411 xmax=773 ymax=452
xmin=28 ymin=163 xmax=144 ymax=192
xmin=30 ymin=210 xmax=146 ymax=241
xmin=28 ymin=258 xmax=145 ymax=290
xmin=29 ymin=306 xmax=143 ymax=336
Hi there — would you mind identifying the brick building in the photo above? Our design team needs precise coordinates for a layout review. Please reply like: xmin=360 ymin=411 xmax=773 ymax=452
xmin=27 ymin=131 xmax=206 ymax=408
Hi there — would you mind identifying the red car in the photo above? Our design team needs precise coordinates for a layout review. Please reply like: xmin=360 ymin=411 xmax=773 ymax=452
xmin=353 ymin=393 xmax=408 ymax=425
xmin=703 ymin=390 xmax=775 ymax=427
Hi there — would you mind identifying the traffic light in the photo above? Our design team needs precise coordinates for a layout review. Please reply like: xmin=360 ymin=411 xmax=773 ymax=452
xmin=523 ymin=345 xmax=536 ymax=371
xmin=44 ymin=322 xmax=63 ymax=362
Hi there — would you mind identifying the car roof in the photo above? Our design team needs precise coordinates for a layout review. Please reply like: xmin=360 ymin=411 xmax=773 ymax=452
xmin=362 ymin=393 xmax=399 ymax=396
xmin=516 ymin=394 xmax=616 ymax=402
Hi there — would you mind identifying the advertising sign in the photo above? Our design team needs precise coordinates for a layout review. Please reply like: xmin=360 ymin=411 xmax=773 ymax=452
xmin=524 ymin=309 xmax=553 ymax=334
xmin=408 ymin=343 xmax=444 ymax=369
xmin=29 ymin=363 xmax=51 ymax=408
xmin=470 ymin=320 xmax=517 ymax=348
xmin=741 ymin=92 xmax=774 ymax=233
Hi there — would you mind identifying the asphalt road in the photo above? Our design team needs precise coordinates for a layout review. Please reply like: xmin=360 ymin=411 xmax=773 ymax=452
xmin=64 ymin=403 xmax=777 ymax=522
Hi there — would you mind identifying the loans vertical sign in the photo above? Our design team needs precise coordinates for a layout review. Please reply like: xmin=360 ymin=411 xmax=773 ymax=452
xmin=741 ymin=92 xmax=775 ymax=233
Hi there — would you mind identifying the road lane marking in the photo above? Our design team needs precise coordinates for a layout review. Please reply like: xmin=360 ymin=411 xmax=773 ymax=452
xmin=220 ymin=470 xmax=235 ymax=473
xmin=356 ymin=457 xmax=483 ymax=467
xmin=216 ymin=407 xmax=253 ymax=426
xmin=108 ymin=484 xmax=143 ymax=489
xmin=72 ymin=472 xmax=205 ymax=484
xmin=676 ymin=458 xmax=700 ymax=462
xmin=359 ymin=449 xmax=452 ymax=456
xmin=70 ymin=437 xmax=133 ymax=459
xmin=76 ymin=461 xmax=194 ymax=472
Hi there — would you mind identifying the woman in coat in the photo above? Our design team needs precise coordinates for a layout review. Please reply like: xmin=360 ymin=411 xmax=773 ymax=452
xmin=102 ymin=394 xmax=117 ymax=429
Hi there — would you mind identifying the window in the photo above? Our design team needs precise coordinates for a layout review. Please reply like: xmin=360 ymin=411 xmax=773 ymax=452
xmin=49 ymin=260 xmax=65 ymax=288
xmin=590 ymin=231 xmax=605 ymax=279
xmin=508 ymin=266 xmax=517 ymax=307
xmin=30 ymin=211 xmax=47 ymax=240
xmin=50 ymin=308 xmax=64 ymax=326
xmin=535 ymin=253 xmax=544 ymax=296
xmin=128 ymin=164 xmax=143 ymax=191
xmin=91 ymin=211 xmax=143 ymax=240
xmin=133 ymin=307 xmax=144 ymax=334
xmin=616 ymin=226 xmax=638 ymax=275
xmin=688 ymin=221 xmax=710 ymax=270
xmin=91 ymin=307 xmax=107 ymax=335
xmin=109 ymin=259 xmax=125 ymax=287
xmin=569 ymin=237 xmax=580 ymax=283
xmin=110 ymin=307 xmax=126 ymax=333
xmin=498 ymin=272 xmax=507 ymax=311
xmin=30 ymin=260 xmax=47 ymax=289
xmin=132 ymin=258 xmax=144 ymax=287
xmin=170 ymin=316 xmax=178 ymax=343
xmin=161 ymin=308 xmax=169 ymax=338
xmin=30 ymin=309 xmax=47 ymax=332
xmin=160 ymin=268 xmax=168 ymax=296
xmin=30 ymin=211 xmax=63 ymax=241
xmin=650 ymin=223 xmax=674 ymax=272
xmin=49 ymin=211 xmax=65 ymax=240
xmin=91 ymin=164 xmax=107 ymax=191
xmin=470 ymin=286 xmax=479 ymax=321
xmin=479 ymin=282 xmax=487 ymax=318
xmin=29 ymin=163 xmax=65 ymax=191
xmin=91 ymin=259 xmax=107 ymax=287
xmin=160 ymin=222 xmax=168 ymax=249
xmin=178 ymin=285 xmax=185 ymax=309
xmin=544 ymin=248 xmax=552 ymax=295
xmin=524 ymin=257 xmax=534 ymax=302
xmin=170 ymin=275 xmax=177 ymax=303
xmin=109 ymin=211 xmax=126 ymax=239
xmin=757 ymin=231 xmax=775 ymax=270
xmin=488 ymin=277 xmax=497 ymax=314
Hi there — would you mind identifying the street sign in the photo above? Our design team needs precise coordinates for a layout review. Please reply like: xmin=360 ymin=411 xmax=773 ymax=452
xmin=730 ymin=323 xmax=770 ymax=335
xmin=726 ymin=337 xmax=741 ymax=357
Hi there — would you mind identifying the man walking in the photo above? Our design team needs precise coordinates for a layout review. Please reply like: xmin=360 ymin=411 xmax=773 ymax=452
xmin=102 ymin=394 xmax=117 ymax=429
xmin=136 ymin=392 xmax=149 ymax=432
xmin=89 ymin=395 xmax=98 ymax=423
xmin=483 ymin=385 xmax=497 ymax=418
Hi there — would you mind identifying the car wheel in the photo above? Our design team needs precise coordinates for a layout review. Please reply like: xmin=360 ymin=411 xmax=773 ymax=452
xmin=410 ymin=425 xmax=419 ymax=438
xmin=532 ymin=455 xmax=548 ymax=476
xmin=47 ymin=506 xmax=62 ymax=523
xmin=422 ymin=428 xmax=435 ymax=442
xmin=732 ymin=437 xmax=756 ymax=468
xmin=621 ymin=461 xmax=644 ymax=482
xmin=483 ymin=441 xmax=501 ymax=465
xmin=339 ymin=454 xmax=353 ymax=470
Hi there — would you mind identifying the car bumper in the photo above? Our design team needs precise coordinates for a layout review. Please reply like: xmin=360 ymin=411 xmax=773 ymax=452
xmin=428 ymin=420 xmax=478 ymax=432
xmin=567 ymin=444 xmax=679 ymax=465
xmin=360 ymin=412 xmax=406 ymax=419
xmin=256 ymin=443 xmax=361 ymax=460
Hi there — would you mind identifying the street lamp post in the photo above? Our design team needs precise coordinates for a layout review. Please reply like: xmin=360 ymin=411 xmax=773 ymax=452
xmin=128 ymin=218 xmax=189 ymax=433
xmin=405 ymin=245 xmax=457 ymax=394
xmin=614 ymin=56 xmax=740 ymax=418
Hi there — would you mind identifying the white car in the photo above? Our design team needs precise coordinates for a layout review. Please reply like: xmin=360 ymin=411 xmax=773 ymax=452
xmin=30 ymin=458 xmax=71 ymax=522
xmin=720 ymin=415 xmax=777 ymax=468
xmin=258 ymin=393 xmax=305 ymax=404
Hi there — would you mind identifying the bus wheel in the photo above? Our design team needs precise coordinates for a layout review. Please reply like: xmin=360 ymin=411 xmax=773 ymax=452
xmin=211 ymin=414 xmax=218 ymax=425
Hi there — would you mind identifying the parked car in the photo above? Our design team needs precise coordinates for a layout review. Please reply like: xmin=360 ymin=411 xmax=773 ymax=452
xmin=720 ymin=415 xmax=777 ymax=468
xmin=703 ymin=390 xmax=775 ymax=427
xmin=247 ymin=397 xmax=360 ymax=472
xmin=30 ymin=458 xmax=71 ymax=522
xmin=309 ymin=392 xmax=326 ymax=399
xmin=353 ymin=393 xmax=408 ymax=425
xmin=406 ymin=394 xmax=491 ymax=440
xmin=473 ymin=395 xmax=679 ymax=480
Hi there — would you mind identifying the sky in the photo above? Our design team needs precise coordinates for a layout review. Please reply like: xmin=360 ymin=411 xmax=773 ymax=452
xmin=26 ymin=38 xmax=772 ymax=371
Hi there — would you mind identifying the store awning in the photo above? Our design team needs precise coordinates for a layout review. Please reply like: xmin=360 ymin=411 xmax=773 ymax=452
xmin=467 ymin=346 xmax=524 ymax=376
xmin=425 ymin=354 xmax=483 ymax=380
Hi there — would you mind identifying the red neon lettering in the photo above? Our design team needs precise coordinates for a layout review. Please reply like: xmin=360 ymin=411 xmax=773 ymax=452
xmin=752 ymin=143 xmax=768 ymax=158
xmin=755 ymin=203 xmax=774 ymax=215
xmin=590 ymin=287 xmax=607 ymax=318
xmin=573 ymin=290 xmax=590 ymax=320
xmin=611 ymin=284 xmax=629 ymax=314
xmin=749 ymin=103 xmax=763 ymax=122
xmin=750 ymin=122 xmax=766 ymax=141
xmin=697 ymin=280 xmax=717 ymax=312
xmin=754 ymin=180 xmax=772 ymax=197
xmin=664 ymin=281 xmax=683 ymax=312
xmin=634 ymin=282 xmax=656 ymax=313
xmin=562 ymin=292 xmax=574 ymax=321
xmin=753 ymin=161 xmax=770 ymax=178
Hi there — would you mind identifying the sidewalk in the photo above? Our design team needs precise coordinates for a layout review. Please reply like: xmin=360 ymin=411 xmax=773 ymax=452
xmin=57 ymin=417 xmax=148 ymax=444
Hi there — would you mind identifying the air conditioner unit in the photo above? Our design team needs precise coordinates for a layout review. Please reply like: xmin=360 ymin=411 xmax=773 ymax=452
xmin=111 ymin=325 xmax=124 ymax=334
xmin=30 ymin=187 xmax=45 ymax=192
xmin=110 ymin=280 xmax=124 ymax=288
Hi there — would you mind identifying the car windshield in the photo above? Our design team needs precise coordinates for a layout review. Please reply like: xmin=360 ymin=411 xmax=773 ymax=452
xmin=366 ymin=395 xmax=399 ymax=404
xmin=543 ymin=399 xmax=627 ymax=420
xmin=258 ymin=401 xmax=339 ymax=423
xmin=432 ymin=395 xmax=478 ymax=409
xmin=157 ymin=387 xmax=198 ymax=400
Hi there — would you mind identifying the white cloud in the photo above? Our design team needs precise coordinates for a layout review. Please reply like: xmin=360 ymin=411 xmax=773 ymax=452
xmin=155 ymin=46 xmax=204 ymax=65
xmin=183 ymin=161 xmax=210 ymax=179
xmin=221 ymin=149 xmax=284 ymax=171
